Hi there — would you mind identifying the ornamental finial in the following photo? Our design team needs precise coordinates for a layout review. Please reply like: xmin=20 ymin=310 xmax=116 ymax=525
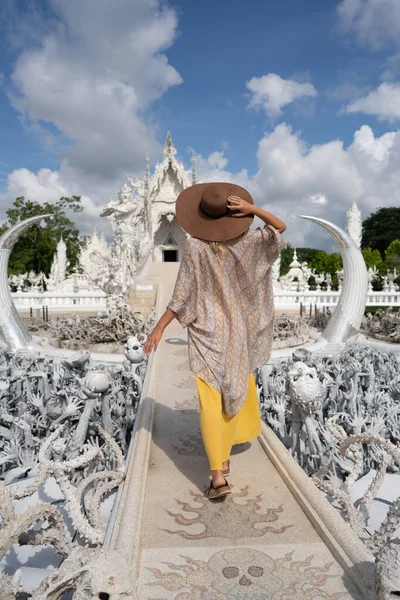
xmin=145 ymin=152 xmax=150 ymax=190
xmin=164 ymin=131 xmax=176 ymax=160
xmin=191 ymin=156 xmax=197 ymax=185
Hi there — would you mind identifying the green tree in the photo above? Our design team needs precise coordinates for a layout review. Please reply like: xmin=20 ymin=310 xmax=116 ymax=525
xmin=362 ymin=247 xmax=385 ymax=273
xmin=0 ymin=196 xmax=83 ymax=275
xmin=280 ymin=242 xmax=293 ymax=276
xmin=310 ymin=251 xmax=343 ymax=282
xmin=385 ymin=239 xmax=400 ymax=270
xmin=362 ymin=207 xmax=400 ymax=256
xmin=296 ymin=247 xmax=321 ymax=265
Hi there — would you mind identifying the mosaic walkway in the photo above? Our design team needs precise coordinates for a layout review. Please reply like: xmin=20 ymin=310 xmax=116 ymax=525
xmin=133 ymin=262 xmax=364 ymax=600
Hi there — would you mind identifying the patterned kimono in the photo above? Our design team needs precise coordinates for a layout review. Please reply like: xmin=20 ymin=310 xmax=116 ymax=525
xmin=167 ymin=224 xmax=285 ymax=418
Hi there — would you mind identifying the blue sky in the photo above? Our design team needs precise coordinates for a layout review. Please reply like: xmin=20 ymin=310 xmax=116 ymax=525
xmin=1 ymin=0 xmax=400 ymax=249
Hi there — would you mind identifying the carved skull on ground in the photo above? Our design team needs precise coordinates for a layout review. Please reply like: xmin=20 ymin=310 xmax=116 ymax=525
xmin=209 ymin=548 xmax=282 ymax=599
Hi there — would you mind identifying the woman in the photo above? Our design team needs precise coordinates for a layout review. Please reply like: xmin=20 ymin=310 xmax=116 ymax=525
xmin=143 ymin=182 xmax=286 ymax=499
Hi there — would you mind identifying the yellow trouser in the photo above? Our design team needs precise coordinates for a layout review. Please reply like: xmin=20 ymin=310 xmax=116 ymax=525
xmin=195 ymin=372 xmax=262 ymax=471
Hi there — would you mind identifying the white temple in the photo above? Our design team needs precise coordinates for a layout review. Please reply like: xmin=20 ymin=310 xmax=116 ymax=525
xmin=100 ymin=132 xmax=192 ymax=282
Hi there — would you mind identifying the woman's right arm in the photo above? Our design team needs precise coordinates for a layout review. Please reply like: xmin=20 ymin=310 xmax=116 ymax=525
xmin=251 ymin=206 xmax=286 ymax=233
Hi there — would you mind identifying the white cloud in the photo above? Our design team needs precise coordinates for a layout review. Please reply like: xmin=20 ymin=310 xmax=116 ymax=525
xmin=191 ymin=123 xmax=400 ymax=250
xmin=1 ymin=0 xmax=182 ymax=230
xmin=345 ymin=82 xmax=400 ymax=121
xmin=246 ymin=73 xmax=317 ymax=118
xmin=337 ymin=0 xmax=400 ymax=50
xmin=7 ymin=168 xmax=70 ymax=204
xmin=2 ymin=166 xmax=109 ymax=238
xmin=309 ymin=194 xmax=328 ymax=205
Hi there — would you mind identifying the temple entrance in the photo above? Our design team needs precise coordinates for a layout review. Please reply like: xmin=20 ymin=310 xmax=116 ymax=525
xmin=163 ymin=249 xmax=178 ymax=262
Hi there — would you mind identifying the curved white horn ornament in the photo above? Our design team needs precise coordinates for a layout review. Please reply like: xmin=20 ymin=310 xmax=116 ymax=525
xmin=297 ymin=215 xmax=368 ymax=344
xmin=0 ymin=215 xmax=52 ymax=350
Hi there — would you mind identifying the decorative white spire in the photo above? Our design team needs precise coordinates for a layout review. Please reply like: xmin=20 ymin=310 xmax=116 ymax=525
xmin=290 ymin=248 xmax=301 ymax=268
xmin=164 ymin=131 xmax=177 ymax=162
xmin=145 ymin=152 xmax=150 ymax=191
xmin=346 ymin=200 xmax=362 ymax=249
xmin=191 ymin=156 xmax=197 ymax=186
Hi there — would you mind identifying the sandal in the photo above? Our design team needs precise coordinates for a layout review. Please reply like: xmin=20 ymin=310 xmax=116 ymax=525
xmin=222 ymin=459 xmax=231 ymax=476
xmin=207 ymin=477 xmax=231 ymax=499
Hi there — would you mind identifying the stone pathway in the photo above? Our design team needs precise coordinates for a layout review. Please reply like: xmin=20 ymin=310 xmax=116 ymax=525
xmin=133 ymin=263 xmax=365 ymax=600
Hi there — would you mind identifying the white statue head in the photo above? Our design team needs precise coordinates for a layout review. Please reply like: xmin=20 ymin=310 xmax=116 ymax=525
xmin=288 ymin=361 xmax=322 ymax=414
xmin=124 ymin=336 xmax=145 ymax=364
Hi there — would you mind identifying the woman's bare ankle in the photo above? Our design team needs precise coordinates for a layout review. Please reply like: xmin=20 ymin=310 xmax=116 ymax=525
xmin=211 ymin=469 xmax=226 ymax=486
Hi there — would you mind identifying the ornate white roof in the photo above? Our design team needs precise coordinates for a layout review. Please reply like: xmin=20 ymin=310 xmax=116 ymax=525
xmin=149 ymin=131 xmax=191 ymax=201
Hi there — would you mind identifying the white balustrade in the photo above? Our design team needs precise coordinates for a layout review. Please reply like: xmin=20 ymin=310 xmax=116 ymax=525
xmin=10 ymin=288 xmax=400 ymax=313
xmin=12 ymin=291 xmax=107 ymax=312
xmin=274 ymin=289 xmax=400 ymax=308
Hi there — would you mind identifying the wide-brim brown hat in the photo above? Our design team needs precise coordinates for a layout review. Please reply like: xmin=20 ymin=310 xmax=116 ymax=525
xmin=175 ymin=182 xmax=254 ymax=242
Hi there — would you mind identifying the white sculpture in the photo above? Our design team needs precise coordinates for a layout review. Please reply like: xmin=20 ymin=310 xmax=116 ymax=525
xmin=362 ymin=307 xmax=400 ymax=344
xmin=298 ymin=215 xmax=368 ymax=344
xmin=279 ymin=249 xmax=310 ymax=291
xmin=346 ymin=200 xmax=362 ymax=249
xmin=287 ymin=361 xmax=325 ymax=463
xmin=367 ymin=265 xmax=379 ymax=291
xmin=46 ymin=236 xmax=68 ymax=291
xmin=0 ymin=425 xmax=134 ymax=599
xmin=0 ymin=215 xmax=52 ymax=350
xmin=375 ymin=542 xmax=400 ymax=600
xmin=0 ymin=336 xmax=149 ymax=481
xmin=78 ymin=230 xmax=112 ymax=293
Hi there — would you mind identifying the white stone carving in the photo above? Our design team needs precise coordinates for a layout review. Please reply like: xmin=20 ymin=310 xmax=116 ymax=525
xmin=299 ymin=215 xmax=368 ymax=344
xmin=279 ymin=249 xmax=311 ymax=292
xmin=346 ymin=200 xmax=362 ymax=249
xmin=46 ymin=236 xmax=68 ymax=292
xmin=0 ymin=425 xmax=134 ymax=599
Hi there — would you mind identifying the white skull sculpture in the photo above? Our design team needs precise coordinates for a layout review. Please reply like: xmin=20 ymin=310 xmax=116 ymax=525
xmin=124 ymin=335 xmax=145 ymax=364
xmin=287 ymin=361 xmax=322 ymax=415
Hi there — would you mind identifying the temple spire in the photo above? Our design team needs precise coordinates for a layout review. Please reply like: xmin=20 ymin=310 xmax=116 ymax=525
xmin=164 ymin=131 xmax=177 ymax=162
xmin=191 ymin=156 xmax=197 ymax=186
xmin=145 ymin=152 xmax=150 ymax=192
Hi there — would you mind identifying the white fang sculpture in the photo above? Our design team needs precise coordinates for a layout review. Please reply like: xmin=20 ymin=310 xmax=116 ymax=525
xmin=298 ymin=215 xmax=368 ymax=343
